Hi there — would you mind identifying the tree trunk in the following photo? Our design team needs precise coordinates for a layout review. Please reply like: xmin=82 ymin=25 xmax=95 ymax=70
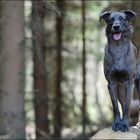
xmin=82 ymin=0 xmax=87 ymax=135
xmin=131 ymin=1 xmax=140 ymax=49
xmin=1 ymin=1 xmax=25 ymax=138
xmin=0 ymin=2 xmax=4 ymax=135
xmin=125 ymin=1 xmax=140 ymax=124
xmin=54 ymin=0 xmax=65 ymax=138
xmin=32 ymin=1 xmax=49 ymax=138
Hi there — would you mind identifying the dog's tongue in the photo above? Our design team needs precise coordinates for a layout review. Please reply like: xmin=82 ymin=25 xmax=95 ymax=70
xmin=113 ymin=32 xmax=122 ymax=41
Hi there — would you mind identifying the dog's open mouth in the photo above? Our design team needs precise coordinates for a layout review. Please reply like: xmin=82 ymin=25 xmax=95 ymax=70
xmin=113 ymin=32 xmax=122 ymax=41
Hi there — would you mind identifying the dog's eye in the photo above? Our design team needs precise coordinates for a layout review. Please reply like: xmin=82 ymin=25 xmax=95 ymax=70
xmin=109 ymin=18 xmax=114 ymax=24
xmin=120 ymin=17 xmax=127 ymax=22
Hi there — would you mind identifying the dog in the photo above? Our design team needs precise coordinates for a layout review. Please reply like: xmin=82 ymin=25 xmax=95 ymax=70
xmin=100 ymin=10 xmax=140 ymax=132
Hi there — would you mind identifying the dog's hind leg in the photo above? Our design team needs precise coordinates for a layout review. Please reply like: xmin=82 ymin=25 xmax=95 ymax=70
xmin=108 ymin=82 xmax=121 ymax=131
xmin=135 ymin=78 xmax=140 ymax=128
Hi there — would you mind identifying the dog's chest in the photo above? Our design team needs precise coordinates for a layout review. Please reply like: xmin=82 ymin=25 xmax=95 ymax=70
xmin=104 ymin=43 xmax=136 ymax=81
xmin=105 ymin=44 xmax=133 ymax=65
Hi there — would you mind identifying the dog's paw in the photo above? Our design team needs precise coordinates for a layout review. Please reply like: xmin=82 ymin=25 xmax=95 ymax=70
xmin=120 ymin=120 xmax=129 ymax=132
xmin=136 ymin=121 xmax=140 ymax=129
xmin=112 ymin=120 xmax=121 ymax=131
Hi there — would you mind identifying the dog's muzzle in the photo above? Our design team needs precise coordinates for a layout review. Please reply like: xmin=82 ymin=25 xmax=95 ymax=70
xmin=112 ymin=24 xmax=122 ymax=41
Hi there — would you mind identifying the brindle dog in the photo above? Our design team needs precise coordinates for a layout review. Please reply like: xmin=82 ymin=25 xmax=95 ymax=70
xmin=100 ymin=10 xmax=140 ymax=132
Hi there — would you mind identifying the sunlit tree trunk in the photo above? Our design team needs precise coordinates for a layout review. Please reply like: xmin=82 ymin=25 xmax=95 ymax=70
xmin=32 ymin=1 xmax=49 ymax=138
xmin=1 ymin=1 xmax=25 ymax=138
xmin=54 ymin=0 xmax=65 ymax=138
xmin=82 ymin=0 xmax=87 ymax=135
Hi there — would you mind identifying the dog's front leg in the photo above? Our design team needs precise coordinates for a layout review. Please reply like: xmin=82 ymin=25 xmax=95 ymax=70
xmin=121 ymin=81 xmax=133 ymax=132
xmin=108 ymin=82 xmax=121 ymax=131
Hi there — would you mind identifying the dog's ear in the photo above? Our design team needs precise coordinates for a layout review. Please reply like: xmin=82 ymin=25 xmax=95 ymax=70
xmin=100 ymin=11 xmax=112 ymax=22
xmin=122 ymin=10 xmax=137 ymax=20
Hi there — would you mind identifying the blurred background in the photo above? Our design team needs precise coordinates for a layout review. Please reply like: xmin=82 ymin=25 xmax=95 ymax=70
xmin=0 ymin=0 xmax=140 ymax=139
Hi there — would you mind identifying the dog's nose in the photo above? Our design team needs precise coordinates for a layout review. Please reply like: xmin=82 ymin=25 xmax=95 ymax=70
xmin=113 ymin=25 xmax=120 ymax=30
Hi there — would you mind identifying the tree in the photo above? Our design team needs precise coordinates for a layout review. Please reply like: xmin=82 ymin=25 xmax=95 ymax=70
xmin=81 ymin=0 xmax=87 ymax=135
xmin=32 ymin=0 xmax=49 ymax=138
xmin=54 ymin=0 xmax=65 ymax=138
xmin=0 ymin=1 xmax=25 ymax=138
xmin=131 ymin=1 xmax=140 ymax=49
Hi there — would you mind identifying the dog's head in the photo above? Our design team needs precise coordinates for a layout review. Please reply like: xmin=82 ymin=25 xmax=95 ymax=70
xmin=100 ymin=10 xmax=137 ymax=41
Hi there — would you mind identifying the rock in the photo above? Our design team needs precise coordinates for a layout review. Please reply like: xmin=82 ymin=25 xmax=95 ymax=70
xmin=90 ymin=127 xmax=138 ymax=140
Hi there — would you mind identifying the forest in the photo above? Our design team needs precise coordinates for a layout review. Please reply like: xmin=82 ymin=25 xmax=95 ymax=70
xmin=0 ymin=0 xmax=140 ymax=139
